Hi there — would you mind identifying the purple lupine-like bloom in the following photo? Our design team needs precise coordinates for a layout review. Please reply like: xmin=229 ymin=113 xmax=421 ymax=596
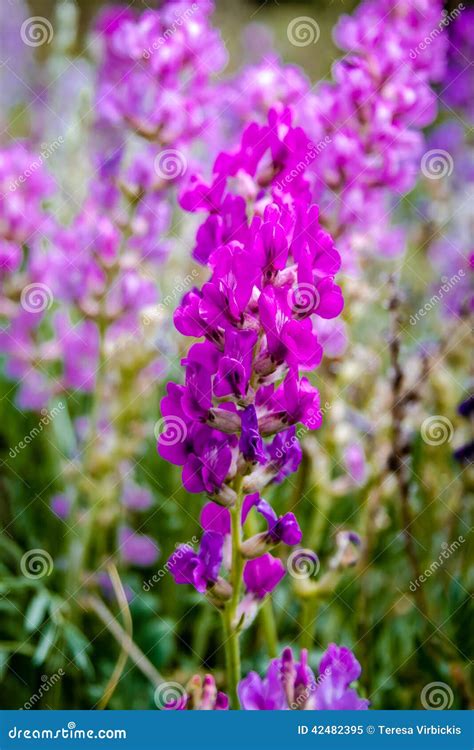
xmin=159 ymin=108 xmax=343 ymax=507
xmin=168 ymin=532 xmax=224 ymax=594
xmin=238 ymin=645 xmax=368 ymax=710
xmin=119 ymin=526 xmax=159 ymax=567
xmin=254 ymin=497 xmax=302 ymax=546
xmin=94 ymin=2 xmax=227 ymax=145
xmin=293 ymin=0 xmax=449 ymax=266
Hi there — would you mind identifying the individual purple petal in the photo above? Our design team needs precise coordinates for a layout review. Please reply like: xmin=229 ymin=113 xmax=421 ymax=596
xmin=200 ymin=502 xmax=231 ymax=535
xmin=239 ymin=405 xmax=266 ymax=464
xmin=243 ymin=553 xmax=285 ymax=599
xmin=238 ymin=665 xmax=288 ymax=710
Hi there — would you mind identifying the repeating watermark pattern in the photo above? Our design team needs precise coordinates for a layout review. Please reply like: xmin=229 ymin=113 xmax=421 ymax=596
xmin=20 ymin=17 xmax=54 ymax=47
xmin=274 ymin=138 xmax=331 ymax=191
xmin=420 ymin=681 xmax=454 ymax=710
xmin=153 ymin=416 xmax=187 ymax=444
xmin=20 ymin=549 xmax=54 ymax=579
xmin=20 ymin=283 xmax=54 ymax=313
xmin=409 ymin=535 xmax=465 ymax=591
xmin=154 ymin=681 xmax=187 ymax=709
xmin=7 ymin=139 xmax=64 ymax=193
xmin=421 ymin=149 xmax=454 ymax=180
xmin=409 ymin=270 xmax=465 ymax=325
xmin=287 ymin=549 xmax=320 ymax=579
xmin=409 ymin=4 xmax=465 ymax=60
xmin=143 ymin=536 xmax=199 ymax=591
xmin=421 ymin=416 xmax=454 ymax=446
xmin=287 ymin=282 xmax=320 ymax=315
xmin=22 ymin=670 xmax=65 ymax=710
xmin=143 ymin=4 xmax=198 ymax=59
xmin=143 ymin=270 xmax=199 ymax=324
xmin=287 ymin=17 xmax=320 ymax=47
xmin=9 ymin=403 xmax=65 ymax=459
xmin=154 ymin=149 xmax=187 ymax=180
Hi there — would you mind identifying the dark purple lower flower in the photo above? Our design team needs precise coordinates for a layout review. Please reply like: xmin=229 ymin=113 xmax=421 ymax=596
xmin=168 ymin=531 xmax=224 ymax=593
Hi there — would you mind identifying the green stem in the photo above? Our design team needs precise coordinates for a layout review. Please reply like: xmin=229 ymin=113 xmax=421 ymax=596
xmin=223 ymin=476 xmax=244 ymax=708
xmin=245 ymin=507 xmax=279 ymax=658
xmin=260 ymin=599 xmax=278 ymax=658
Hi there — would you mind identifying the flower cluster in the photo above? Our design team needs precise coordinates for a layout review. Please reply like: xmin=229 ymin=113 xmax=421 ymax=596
xmin=158 ymin=105 xmax=349 ymax=706
xmin=93 ymin=1 xmax=226 ymax=165
xmin=0 ymin=2 xmax=231 ymax=583
xmin=239 ymin=645 xmax=368 ymax=710
xmin=169 ymin=494 xmax=301 ymax=608
xmin=159 ymin=107 xmax=343 ymax=505
xmin=302 ymin=0 xmax=448 ymax=263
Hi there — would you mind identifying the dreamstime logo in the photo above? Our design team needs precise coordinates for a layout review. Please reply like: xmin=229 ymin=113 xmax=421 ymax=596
xmin=9 ymin=403 xmax=65 ymax=459
xmin=274 ymin=137 xmax=331 ymax=191
xmin=287 ymin=282 xmax=320 ymax=315
xmin=20 ymin=549 xmax=54 ymax=579
xmin=143 ymin=270 xmax=199 ymax=325
xmin=21 ymin=17 xmax=54 ymax=47
xmin=289 ymin=666 xmax=332 ymax=709
xmin=421 ymin=681 xmax=454 ymax=710
xmin=22 ymin=670 xmax=65 ymax=709
xmin=409 ymin=270 xmax=465 ymax=325
xmin=154 ymin=681 xmax=186 ymax=709
xmin=154 ymin=149 xmax=187 ymax=180
xmin=154 ymin=416 xmax=187 ymax=445
xmin=287 ymin=17 xmax=320 ymax=47
xmin=409 ymin=4 xmax=465 ymax=60
xmin=20 ymin=283 xmax=53 ymax=313
xmin=143 ymin=537 xmax=199 ymax=591
xmin=142 ymin=3 xmax=198 ymax=59
xmin=409 ymin=535 xmax=465 ymax=591
xmin=421 ymin=416 xmax=453 ymax=446
xmin=287 ymin=549 xmax=320 ymax=579
xmin=421 ymin=149 xmax=454 ymax=180
xmin=8 ymin=138 xmax=64 ymax=192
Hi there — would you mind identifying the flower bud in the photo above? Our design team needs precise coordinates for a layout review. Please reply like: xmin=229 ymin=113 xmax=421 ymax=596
xmin=240 ymin=531 xmax=272 ymax=559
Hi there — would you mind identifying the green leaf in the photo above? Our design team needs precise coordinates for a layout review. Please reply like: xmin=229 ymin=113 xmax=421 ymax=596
xmin=63 ymin=623 xmax=93 ymax=676
xmin=25 ymin=590 xmax=51 ymax=632
xmin=33 ymin=622 xmax=57 ymax=666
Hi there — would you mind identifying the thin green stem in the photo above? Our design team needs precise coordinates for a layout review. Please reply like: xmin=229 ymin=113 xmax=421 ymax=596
xmin=260 ymin=599 xmax=278 ymax=658
xmin=222 ymin=476 xmax=244 ymax=708
xmin=245 ymin=506 xmax=279 ymax=658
